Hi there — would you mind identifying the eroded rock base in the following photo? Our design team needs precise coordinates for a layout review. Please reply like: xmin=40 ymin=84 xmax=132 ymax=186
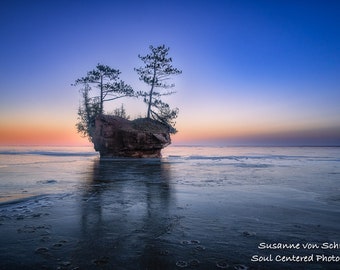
xmin=92 ymin=115 xmax=171 ymax=158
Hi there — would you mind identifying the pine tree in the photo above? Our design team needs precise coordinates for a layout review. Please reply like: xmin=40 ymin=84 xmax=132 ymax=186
xmin=73 ymin=64 xmax=134 ymax=140
xmin=135 ymin=45 xmax=181 ymax=132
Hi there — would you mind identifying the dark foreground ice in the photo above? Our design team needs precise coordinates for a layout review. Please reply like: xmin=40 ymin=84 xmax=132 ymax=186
xmin=0 ymin=147 xmax=340 ymax=269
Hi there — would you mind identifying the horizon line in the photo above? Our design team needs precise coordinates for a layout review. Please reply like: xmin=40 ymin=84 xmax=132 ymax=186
xmin=1 ymin=144 xmax=339 ymax=148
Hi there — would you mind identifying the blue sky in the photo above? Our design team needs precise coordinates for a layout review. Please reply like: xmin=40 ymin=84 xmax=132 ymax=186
xmin=1 ymin=0 xmax=340 ymax=146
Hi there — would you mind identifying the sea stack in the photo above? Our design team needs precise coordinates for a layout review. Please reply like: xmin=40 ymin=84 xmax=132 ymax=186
xmin=92 ymin=115 xmax=171 ymax=158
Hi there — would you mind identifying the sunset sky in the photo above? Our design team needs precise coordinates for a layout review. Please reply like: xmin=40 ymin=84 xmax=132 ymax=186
xmin=1 ymin=0 xmax=340 ymax=146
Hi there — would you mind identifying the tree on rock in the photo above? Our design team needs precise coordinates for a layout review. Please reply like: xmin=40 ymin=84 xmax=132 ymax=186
xmin=135 ymin=45 xmax=181 ymax=133
xmin=74 ymin=64 xmax=134 ymax=115
xmin=73 ymin=64 xmax=134 ymax=140
xmin=76 ymin=83 xmax=101 ymax=139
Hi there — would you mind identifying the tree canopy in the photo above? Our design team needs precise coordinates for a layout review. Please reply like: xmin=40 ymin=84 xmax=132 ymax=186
xmin=73 ymin=64 xmax=134 ymax=115
xmin=73 ymin=64 xmax=134 ymax=140
xmin=135 ymin=45 xmax=182 ymax=132
xmin=74 ymin=45 xmax=181 ymax=141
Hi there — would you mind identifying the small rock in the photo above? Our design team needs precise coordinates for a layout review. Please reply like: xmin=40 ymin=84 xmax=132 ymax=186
xmin=60 ymin=261 xmax=71 ymax=266
xmin=216 ymin=261 xmax=229 ymax=269
xmin=189 ymin=259 xmax=200 ymax=266
xmin=176 ymin=260 xmax=188 ymax=268
xmin=242 ymin=231 xmax=256 ymax=237
xmin=194 ymin=245 xmax=206 ymax=251
xmin=159 ymin=250 xmax=169 ymax=256
xmin=53 ymin=243 xmax=63 ymax=248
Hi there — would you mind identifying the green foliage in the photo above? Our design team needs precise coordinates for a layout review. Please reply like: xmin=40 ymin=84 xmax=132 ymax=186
xmin=113 ymin=104 xmax=130 ymax=119
xmin=74 ymin=45 xmax=181 ymax=140
xmin=75 ymin=84 xmax=101 ymax=140
xmin=73 ymin=64 xmax=134 ymax=115
xmin=73 ymin=64 xmax=134 ymax=140
xmin=150 ymin=99 xmax=178 ymax=133
xmin=135 ymin=45 xmax=181 ymax=133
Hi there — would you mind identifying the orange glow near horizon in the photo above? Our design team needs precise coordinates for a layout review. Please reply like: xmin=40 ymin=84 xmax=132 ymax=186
xmin=171 ymin=119 xmax=340 ymax=146
xmin=1 ymin=116 xmax=340 ymax=146
xmin=0 ymin=123 xmax=91 ymax=146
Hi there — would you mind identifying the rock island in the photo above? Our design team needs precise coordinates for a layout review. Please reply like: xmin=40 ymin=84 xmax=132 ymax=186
xmin=92 ymin=115 xmax=171 ymax=158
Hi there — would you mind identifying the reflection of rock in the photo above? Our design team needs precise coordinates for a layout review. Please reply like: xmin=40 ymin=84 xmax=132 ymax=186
xmin=92 ymin=115 xmax=171 ymax=158
xmin=75 ymin=159 xmax=174 ymax=269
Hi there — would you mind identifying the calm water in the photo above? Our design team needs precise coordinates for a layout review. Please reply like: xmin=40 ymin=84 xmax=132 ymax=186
xmin=0 ymin=146 xmax=340 ymax=269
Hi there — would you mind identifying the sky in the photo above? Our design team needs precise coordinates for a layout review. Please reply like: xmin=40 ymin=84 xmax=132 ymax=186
xmin=1 ymin=0 xmax=340 ymax=146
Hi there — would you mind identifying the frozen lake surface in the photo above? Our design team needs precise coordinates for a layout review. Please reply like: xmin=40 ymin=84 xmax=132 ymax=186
xmin=0 ymin=146 xmax=340 ymax=269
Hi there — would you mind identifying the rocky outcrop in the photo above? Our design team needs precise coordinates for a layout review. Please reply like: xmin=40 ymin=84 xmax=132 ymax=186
xmin=92 ymin=115 xmax=171 ymax=158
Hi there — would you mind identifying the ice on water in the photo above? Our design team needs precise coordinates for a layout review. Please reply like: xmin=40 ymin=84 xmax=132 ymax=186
xmin=0 ymin=146 xmax=340 ymax=269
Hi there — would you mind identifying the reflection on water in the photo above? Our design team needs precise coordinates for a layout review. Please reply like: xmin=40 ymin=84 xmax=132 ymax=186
xmin=1 ymin=147 xmax=340 ymax=269
xmin=69 ymin=156 xmax=340 ymax=270
xmin=74 ymin=158 xmax=176 ymax=269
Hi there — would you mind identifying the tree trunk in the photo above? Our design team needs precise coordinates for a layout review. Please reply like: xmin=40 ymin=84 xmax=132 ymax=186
xmin=100 ymin=75 xmax=104 ymax=115
xmin=147 ymin=84 xmax=154 ymax=118
xmin=147 ymin=65 xmax=157 ymax=118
